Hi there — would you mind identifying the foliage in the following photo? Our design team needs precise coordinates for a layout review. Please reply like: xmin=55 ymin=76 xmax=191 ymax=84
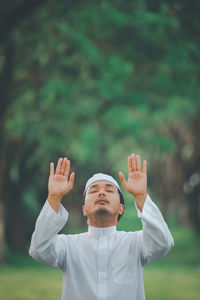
xmin=0 ymin=0 xmax=200 ymax=257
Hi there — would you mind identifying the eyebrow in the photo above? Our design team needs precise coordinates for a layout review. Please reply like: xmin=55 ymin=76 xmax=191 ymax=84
xmin=88 ymin=183 xmax=115 ymax=190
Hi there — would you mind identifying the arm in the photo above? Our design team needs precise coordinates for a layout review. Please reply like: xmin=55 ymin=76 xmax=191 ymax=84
xmin=119 ymin=153 xmax=174 ymax=264
xmin=136 ymin=194 xmax=174 ymax=265
xmin=29 ymin=157 xmax=75 ymax=270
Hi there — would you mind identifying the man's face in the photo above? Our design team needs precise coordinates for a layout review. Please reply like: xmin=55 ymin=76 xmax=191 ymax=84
xmin=82 ymin=180 xmax=124 ymax=224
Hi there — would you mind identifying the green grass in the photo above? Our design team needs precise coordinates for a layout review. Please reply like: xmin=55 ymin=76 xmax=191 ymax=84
xmin=0 ymin=264 xmax=199 ymax=300
xmin=0 ymin=267 xmax=62 ymax=300
xmin=144 ymin=266 xmax=200 ymax=300
xmin=0 ymin=226 xmax=200 ymax=300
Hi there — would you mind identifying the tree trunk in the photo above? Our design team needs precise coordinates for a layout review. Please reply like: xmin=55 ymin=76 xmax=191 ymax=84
xmin=5 ymin=179 xmax=26 ymax=253
xmin=0 ymin=150 xmax=8 ymax=263
xmin=0 ymin=202 xmax=5 ymax=264
xmin=187 ymin=185 xmax=200 ymax=235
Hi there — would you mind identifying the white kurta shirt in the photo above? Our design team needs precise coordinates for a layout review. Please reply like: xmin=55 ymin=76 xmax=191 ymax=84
xmin=29 ymin=195 xmax=174 ymax=300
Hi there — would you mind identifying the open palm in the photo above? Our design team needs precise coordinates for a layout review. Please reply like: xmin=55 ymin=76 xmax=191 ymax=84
xmin=119 ymin=154 xmax=147 ymax=197
xmin=48 ymin=157 xmax=75 ymax=198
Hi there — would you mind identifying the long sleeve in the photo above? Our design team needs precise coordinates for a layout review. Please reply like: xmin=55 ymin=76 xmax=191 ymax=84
xmin=29 ymin=200 xmax=69 ymax=270
xmin=136 ymin=195 xmax=174 ymax=266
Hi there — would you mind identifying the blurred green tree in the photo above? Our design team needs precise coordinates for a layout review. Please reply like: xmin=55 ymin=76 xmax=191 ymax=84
xmin=0 ymin=0 xmax=200 ymax=262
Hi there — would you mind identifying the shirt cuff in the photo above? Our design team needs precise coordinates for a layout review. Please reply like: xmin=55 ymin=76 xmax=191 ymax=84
xmin=40 ymin=200 xmax=69 ymax=226
xmin=135 ymin=194 xmax=154 ymax=219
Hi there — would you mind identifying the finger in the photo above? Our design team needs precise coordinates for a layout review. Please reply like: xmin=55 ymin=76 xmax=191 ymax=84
xmin=136 ymin=154 xmax=141 ymax=171
xmin=61 ymin=157 xmax=67 ymax=176
xmin=68 ymin=172 xmax=75 ymax=189
xmin=142 ymin=160 xmax=147 ymax=174
xmin=128 ymin=156 xmax=132 ymax=173
xmin=119 ymin=172 xmax=127 ymax=189
xmin=55 ymin=158 xmax=63 ymax=174
xmin=50 ymin=162 xmax=54 ymax=176
xmin=64 ymin=159 xmax=70 ymax=179
xmin=131 ymin=153 xmax=136 ymax=172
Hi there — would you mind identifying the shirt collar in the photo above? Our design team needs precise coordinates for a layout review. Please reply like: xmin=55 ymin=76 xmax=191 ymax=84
xmin=88 ymin=225 xmax=117 ymax=238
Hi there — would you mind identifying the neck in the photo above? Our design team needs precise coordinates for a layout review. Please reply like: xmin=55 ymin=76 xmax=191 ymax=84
xmin=87 ymin=214 xmax=118 ymax=228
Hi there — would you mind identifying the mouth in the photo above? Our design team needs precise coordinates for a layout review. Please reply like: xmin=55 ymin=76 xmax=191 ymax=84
xmin=95 ymin=198 xmax=109 ymax=205
xmin=97 ymin=201 xmax=107 ymax=205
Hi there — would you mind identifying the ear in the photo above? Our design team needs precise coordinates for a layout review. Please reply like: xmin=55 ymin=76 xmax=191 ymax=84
xmin=82 ymin=205 xmax=87 ymax=216
xmin=119 ymin=204 xmax=124 ymax=215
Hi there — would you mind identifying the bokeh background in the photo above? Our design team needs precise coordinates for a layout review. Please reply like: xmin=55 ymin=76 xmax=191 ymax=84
xmin=0 ymin=1 xmax=200 ymax=299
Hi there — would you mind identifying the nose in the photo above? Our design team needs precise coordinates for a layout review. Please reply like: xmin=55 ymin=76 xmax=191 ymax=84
xmin=98 ymin=189 xmax=105 ymax=196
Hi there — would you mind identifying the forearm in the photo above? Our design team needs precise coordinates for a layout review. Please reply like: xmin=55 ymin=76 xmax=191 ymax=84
xmin=48 ymin=194 xmax=62 ymax=213
xmin=29 ymin=200 xmax=68 ymax=269
xmin=134 ymin=192 xmax=147 ymax=212
xmin=137 ymin=195 xmax=174 ymax=265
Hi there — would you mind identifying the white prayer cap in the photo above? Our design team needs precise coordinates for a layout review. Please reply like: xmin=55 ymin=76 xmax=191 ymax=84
xmin=84 ymin=173 xmax=121 ymax=194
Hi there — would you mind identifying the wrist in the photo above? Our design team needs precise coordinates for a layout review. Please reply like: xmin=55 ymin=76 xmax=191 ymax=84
xmin=132 ymin=192 xmax=147 ymax=212
xmin=48 ymin=194 xmax=62 ymax=203
xmin=48 ymin=194 xmax=63 ymax=213
xmin=134 ymin=192 xmax=147 ymax=203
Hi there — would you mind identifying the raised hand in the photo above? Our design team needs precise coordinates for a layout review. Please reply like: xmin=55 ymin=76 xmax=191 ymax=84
xmin=48 ymin=157 xmax=75 ymax=212
xmin=119 ymin=154 xmax=147 ymax=211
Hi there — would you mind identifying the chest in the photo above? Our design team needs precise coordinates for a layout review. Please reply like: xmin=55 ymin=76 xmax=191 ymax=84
xmin=64 ymin=233 xmax=141 ymax=285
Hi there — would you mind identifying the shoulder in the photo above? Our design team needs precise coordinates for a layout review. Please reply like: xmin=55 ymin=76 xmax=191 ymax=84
xmin=115 ymin=230 xmax=143 ymax=255
xmin=117 ymin=229 xmax=142 ymax=236
xmin=116 ymin=230 xmax=142 ymax=241
xmin=58 ymin=232 xmax=88 ymax=242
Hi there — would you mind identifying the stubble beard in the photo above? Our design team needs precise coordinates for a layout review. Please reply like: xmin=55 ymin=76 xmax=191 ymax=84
xmin=91 ymin=206 xmax=117 ymax=224
xmin=94 ymin=207 xmax=110 ymax=218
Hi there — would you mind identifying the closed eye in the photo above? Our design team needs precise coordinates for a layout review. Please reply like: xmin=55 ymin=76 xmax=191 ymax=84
xmin=89 ymin=190 xmax=98 ymax=193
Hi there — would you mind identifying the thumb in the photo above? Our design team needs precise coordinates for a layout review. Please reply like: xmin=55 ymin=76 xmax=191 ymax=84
xmin=50 ymin=162 xmax=54 ymax=177
xmin=68 ymin=172 xmax=75 ymax=189
xmin=119 ymin=172 xmax=127 ymax=190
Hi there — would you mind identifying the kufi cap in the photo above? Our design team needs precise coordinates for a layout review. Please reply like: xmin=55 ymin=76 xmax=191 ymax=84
xmin=84 ymin=173 xmax=121 ymax=194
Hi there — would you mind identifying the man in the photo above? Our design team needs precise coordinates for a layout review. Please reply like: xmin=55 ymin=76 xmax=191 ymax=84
xmin=29 ymin=154 xmax=174 ymax=300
